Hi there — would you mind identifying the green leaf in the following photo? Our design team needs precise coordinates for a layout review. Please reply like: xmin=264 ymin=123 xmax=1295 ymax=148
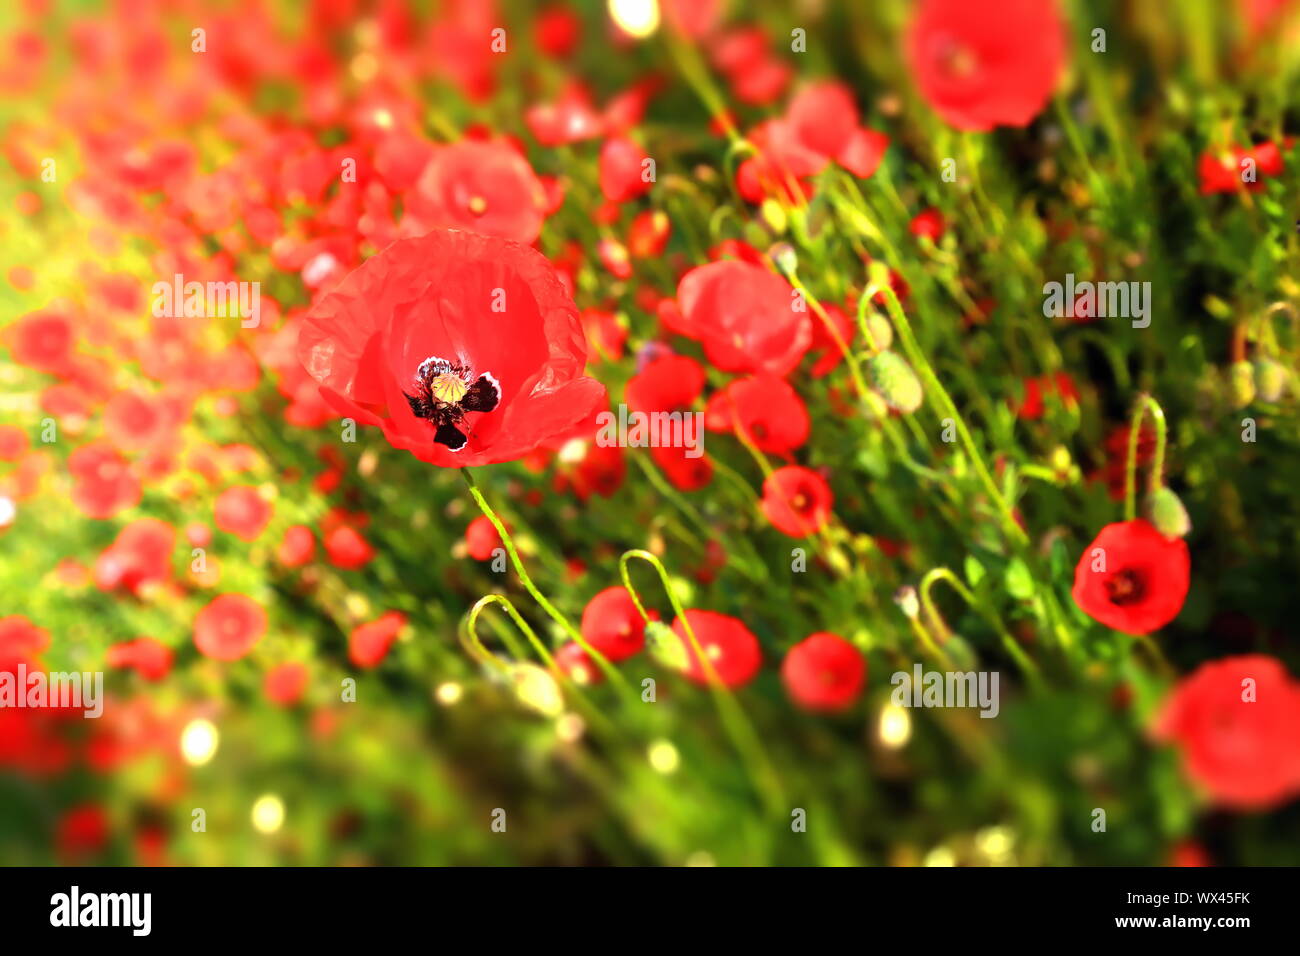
xmin=964 ymin=555 xmax=985 ymax=588
xmin=1004 ymin=559 xmax=1034 ymax=600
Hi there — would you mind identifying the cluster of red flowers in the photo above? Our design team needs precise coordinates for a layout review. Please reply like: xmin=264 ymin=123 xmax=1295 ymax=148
xmin=2 ymin=0 xmax=1298 ymax=866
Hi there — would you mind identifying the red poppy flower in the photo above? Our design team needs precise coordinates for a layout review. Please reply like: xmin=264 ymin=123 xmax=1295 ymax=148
xmin=672 ymin=609 xmax=763 ymax=689
xmin=214 ymin=485 xmax=273 ymax=542
xmin=0 ymin=425 xmax=27 ymax=461
xmin=627 ymin=209 xmax=671 ymax=259
xmin=650 ymin=442 xmax=714 ymax=491
xmin=807 ymin=303 xmax=856 ymax=378
xmin=704 ymin=375 xmax=810 ymax=454
xmin=105 ymin=637 xmax=173 ymax=681
xmin=56 ymin=804 xmax=108 ymax=862
xmin=1154 ymin=655 xmax=1300 ymax=809
xmin=465 ymin=514 xmax=504 ymax=561
xmin=0 ymin=615 xmax=49 ymax=672
xmin=299 ymin=230 xmax=607 ymax=466
xmin=93 ymin=518 xmax=175 ymax=594
xmin=323 ymin=525 xmax=375 ymax=570
xmin=553 ymin=439 xmax=626 ymax=501
xmin=675 ymin=260 xmax=811 ymax=377
xmin=599 ymin=136 xmax=654 ymax=203
xmin=626 ymin=354 xmax=705 ymax=414
xmin=909 ymin=208 xmax=946 ymax=242
xmin=349 ymin=611 xmax=406 ymax=668
xmin=556 ymin=641 xmax=603 ymax=685
xmin=194 ymin=593 xmax=267 ymax=661
xmin=1014 ymin=371 xmax=1079 ymax=420
xmin=781 ymin=632 xmax=866 ymax=713
xmin=277 ymin=524 xmax=316 ymax=567
xmin=906 ymin=0 xmax=1067 ymax=132
xmin=9 ymin=309 xmax=75 ymax=375
xmin=405 ymin=141 xmax=547 ymax=244
xmin=68 ymin=441 xmax=140 ymax=520
xmin=102 ymin=390 xmax=175 ymax=451
xmin=580 ymin=586 xmax=649 ymax=662
xmin=1197 ymin=141 xmax=1285 ymax=195
xmin=760 ymin=466 xmax=834 ymax=537
xmin=264 ymin=662 xmax=309 ymax=706
xmin=1072 ymin=520 xmax=1190 ymax=635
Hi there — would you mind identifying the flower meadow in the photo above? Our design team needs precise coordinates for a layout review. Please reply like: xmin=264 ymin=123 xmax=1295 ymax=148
xmin=1 ymin=0 xmax=1300 ymax=869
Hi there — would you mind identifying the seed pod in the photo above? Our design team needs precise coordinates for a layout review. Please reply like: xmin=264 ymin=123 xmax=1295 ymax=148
xmin=1253 ymin=357 xmax=1288 ymax=403
xmin=1145 ymin=487 xmax=1191 ymax=539
xmin=644 ymin=620 xmax=688 ymax=671
xmin=1228 ymin=360 xmax=1256 ymax=409
xmin=869 ymin=350 xmax=924 ymax=413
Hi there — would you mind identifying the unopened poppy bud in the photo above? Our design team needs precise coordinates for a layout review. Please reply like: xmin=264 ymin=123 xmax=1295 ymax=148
xmin=767 ymin=242 xmax=797 ymax=276
xmin=894 ymin=585 xmax=920 ymax=619
xmin=1228 ymin=360 xmax=1255 ymax=408
xmin=645 ymin=620 xmax=688 ymax=670
xmin=1253 ymin=357 xmax=1288 ymax=403
xmin=1145 ymin=487 xmax=1191 ymax=539
xmin=869 ymin=350 xmax=924 ymax=413
xmin=510 ymin=663 xmax=564 ymax=717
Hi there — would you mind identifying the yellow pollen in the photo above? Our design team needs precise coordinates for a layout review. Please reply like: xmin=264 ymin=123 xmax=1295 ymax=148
xmin=430 ymin=373 xmax=468 ymax=404
xmin=467 ymin=195 xmax=488 ymax=215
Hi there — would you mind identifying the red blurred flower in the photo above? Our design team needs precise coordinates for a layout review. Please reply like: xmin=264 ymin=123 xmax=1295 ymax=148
xmin=761 ymin=466 xmax=834 ymax=537
xmin=782 ymin=632 xmax=866 ymax=713
xmin=650 ymin=442 xmax=714 ymax=491
xmin=906 ymin=0 xmax=1067 ymax=131
xmin=705 ymin=375 xmax=810 ymax=455
xmin=277 ymin=524 xmax=316 ymax=567
xmin=626 ymin=354 xmax=705 ymax=414
xmin=194 ymin=593 xmax=267 ymax=661
xmin=57 ymin=804 xmax=108 ymax=862
xmin=909 ymin=207 xmax=946 ymax=242
xmin=93 ymin=518 xmax=175 ymax=594
xmin=672 ymin=609 xmax=763 ymax=689
xmin=1154 ymin=655 xmax=1300 ymax=809
xmin=675 ymin=260 xmax=811 ymax=377
xmin=599 ymin=136 xmax=654 ymax=203
xmin=9 ymin=309 xmax=75 ymax=375
xmin=106 ymin=637 xmax=173 ymax=681
xmin=405 ymin=141 xmax=547 ymax=243
xmin=807 ymin=303 xmax=856 ymax=378
xmin=299 ymin=230 xmax=607 ymax=466
xmin=0 ymin=615 xmax=49 ymax=672
xmin=1072 ymin=520 xmax=1190 ymax=635
xmin=350 ymin=611 xmax=406 ymax=668
xmin=68 ymin=441 xmax=141 ymax=519
xmin=323 ymin=525 xmax=376 ymax=570
xmin=465 ymin=514 xmax=504 ymax=561
xmin=628 ymin=209 xmax=671 ymax=259
xmin=1197 ymin=141 xmax=1285 ymax=195
xmin=214 ymin=485 xmax=273 ymax=542
xmin=580 ymin=586 xmax=649 ymax=662
xmin=264 ymin=661 xmax=309 ymax=706
xmin=1014 ymin=371 xmax=1079 ymax=420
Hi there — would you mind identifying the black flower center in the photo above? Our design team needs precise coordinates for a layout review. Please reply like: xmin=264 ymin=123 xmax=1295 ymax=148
xmin=1104 ymin=568 xmax=1146 ymax=606
xmin=404 ymin=356 xmax=501 ymax=451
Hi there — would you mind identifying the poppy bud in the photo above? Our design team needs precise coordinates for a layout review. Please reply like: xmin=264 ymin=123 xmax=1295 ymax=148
xmin=645 ymin=620 xmax=688 ymax=670
xmin=1145 ymin=487 xmax=1191 ymax=539
xmin=1253 ymin=357 xmax=1288 ymax=403
xmin=868 ymin=350 xmax=924 ymax=413
xmin=1228 ymin=360 xmax=1255 ymax=408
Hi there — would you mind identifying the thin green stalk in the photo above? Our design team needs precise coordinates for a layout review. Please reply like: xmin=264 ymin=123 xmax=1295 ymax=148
xmin=1124 ymin=395 xmax=1168 ymax=520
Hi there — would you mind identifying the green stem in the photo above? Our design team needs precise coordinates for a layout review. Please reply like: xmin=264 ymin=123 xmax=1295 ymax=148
xmin=619 ymin=549 xmax=786 ymax=814
xmin=919 ymin=568 xmax=1040 ymax=682
xmin=461 ymin=467 xmax=630 ymax=692
xmin=1124 ymin=395 xmax=1168 ymax=520
xmin=870 ymin=284 xmax=1027 ymax=547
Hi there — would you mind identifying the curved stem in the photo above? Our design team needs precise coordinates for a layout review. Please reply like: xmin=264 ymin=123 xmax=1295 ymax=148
xmin=919 ymin=568 xmax=1040 ymax=682
xmin=460 ymin=467 xmax=630 ymax=692
xmin=870 ymin=283 xmax=1026 ymax=547
xmin=465 ymin=593 xmax=553 ymax=673
xmin=619 ymin=549 xmax=786 ymax=814
xmin=1123 ymin=395 xmax=1167 ymax=521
